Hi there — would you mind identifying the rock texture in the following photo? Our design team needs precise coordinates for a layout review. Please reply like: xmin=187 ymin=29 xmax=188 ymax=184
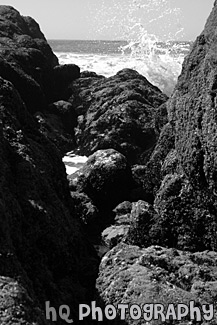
xmin=0 ymin=5 xmax=58 ymax=112
xmin=149 ymin=0 xmax=217 ymax=252
xmin=97 ymin=244 xmax=217 ymax=325
xmin=96 ymin=2 xmax=217 ymax=324
xmin=3 ymin=2 xmax=217 ymax=325
xmin=77 ymin=149 xmax=133 ymax=213
xmin=0 ymin=6 xmax=97 ymax=325
xmin=0 ymin=5 xmax=80 ymax=153
xmin=110 ymin=0 xmax=217 ymax=252
xmin=69 ymin=69 xmax=168 ymax=164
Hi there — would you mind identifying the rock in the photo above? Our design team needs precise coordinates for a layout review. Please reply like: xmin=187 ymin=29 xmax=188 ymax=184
xmin=0 ymin=6 xmax=59 ymax=112
xmin=35 ymin=100 xmax=77 ymax=153
xmin=69 ymin=68 xmax=168 ymax=164
xmin=102 ymin=225 xmax=130 ymax=248
xmin=126 ymin=200 xmax=155 ymax=247
xmin=77 ymin=149 xmax=133 ymax=213
xmin=68 ymin=168 xmax=85 ymax=190
xmin=154 ymin=101 xmax=168 ymax=132
xmin=35 ymin=110 xmax=76 ymax=154
xmin=102 ymin=200 xmax=156 ymax=249
xmin=48 ymin=100 xmax=77 ymax=135
xmin=131 ymin=122 xmax=175 ymax=204
xmin=113 ymin=201 xmax=132 ymax=216
xmin=0 ymin=6 xmax=99 ymax=324
xmin=96 ymin=244 xmax=217 ymax=325
xmin=48 ymin=100 xmax=76 ymax=131
xmin=113 ymin=201 xmax=132 ymax=225
xmin=53 ymin=64 xmax=80 ymax=100
xmin=136 ymin=0 xmax=217 ymax=252
xmin=70 ymin=191 xmax=100 ymax=240
xmin=101 ymin=201 xmax=133 ymax=249
xmin=0 ymin=73 xmax=99 ymax=324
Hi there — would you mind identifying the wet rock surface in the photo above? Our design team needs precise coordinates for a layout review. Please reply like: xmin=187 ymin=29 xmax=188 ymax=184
xmin=69 ymin=68 xmax=168 ymax=164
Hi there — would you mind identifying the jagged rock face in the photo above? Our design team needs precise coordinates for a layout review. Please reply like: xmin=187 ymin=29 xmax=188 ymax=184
xmin=0 ymin=6 xmax=59 ymax=111
xmin=132 ymin=122 xmax=175 ymax=203
xmin=0 ymin=6 xmax=98 ymax=325
xmin=0 ymin=70 xmax=99 ymax=325
xmin=168 ymin=16 xmax=217 ymax=192
xmin=128 ymin=0 xmax=217 ymax=252
xmin=156 ymin=0 xmax=217 ymax=250
xmin=97 ymin=244 xmax=217 ymax=325
xmin=69 ymin=69 xmax=168 ymax=164
xmin=96 ymin=4 xmax=217 ymax=322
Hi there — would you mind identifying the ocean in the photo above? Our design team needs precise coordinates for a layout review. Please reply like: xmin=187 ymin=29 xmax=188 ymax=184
xmin=48 ymin=39 xmax=192 ymax=96
xmin=49 ymin=39 xmax=192 ymax=175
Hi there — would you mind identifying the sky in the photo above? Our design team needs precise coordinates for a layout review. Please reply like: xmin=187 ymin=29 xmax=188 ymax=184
xmin=0 ymin=0 xmax=214 ymax=41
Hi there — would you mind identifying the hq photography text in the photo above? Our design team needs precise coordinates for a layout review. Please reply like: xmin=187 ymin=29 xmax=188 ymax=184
xmin=45 ymin=300 xmax=214 ymax=323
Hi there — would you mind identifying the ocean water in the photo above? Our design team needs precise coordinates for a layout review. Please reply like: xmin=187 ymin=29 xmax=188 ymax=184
xmin=51 ymin=39 xmax=192 ymax=175
xmin=49 ymin=39 xmax=191 ymax=96
xmin=62 ymin=153 xmax=88 ymax=175
xmin=51 ymin=0 xmax=192 ymax=174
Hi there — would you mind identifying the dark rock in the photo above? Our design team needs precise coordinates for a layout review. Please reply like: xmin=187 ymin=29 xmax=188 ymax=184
xmin=0 ymin=74 xmax=99 ymax=324
xmin=70 ymin=191 xmax=100 ymax=240
xmin=35 ymin=100 xmax=77 ymax=153
xmin=35 ymin=111 xmax=76 ymax=154
xmin=131 ymin=122 xmax=175 ymax=203
xmin=69 ymin=68 xmax=168 ymax=164
xmin=102 ymin=225 xmax=130 ymax=248
xmin=97 ymin=244 xmax=217 ymax=325
xmin=48 ymin=100 xmax=77 ymax=135
xmin=80 ymin=70 xmax=105 ymax=78
xmin=154 ymin=101 xmax=168 ymax=132
xmin=113 ymin=201 xmax=132 ymax=215
xmin=102 ymin=200 xmax=156 ymax=249
xmin=135 ymin=0 xmax=217 ymax=252
xmin=68 ymin=168 xmax=84 ymax=190
xmin=101 ymin=201 xmax=133 ymax=248
xmin=53 ymin=64 xmax=80 ymax=100
xmin=0 ymin=6 xmax=59 ymax=112
xmin=0 ymin=6 xmax=98 ymax=324
xmin=77 ymin=149 xmax=133 ymax=213
xmin=126 ymin=200 xmax=155 ymax=247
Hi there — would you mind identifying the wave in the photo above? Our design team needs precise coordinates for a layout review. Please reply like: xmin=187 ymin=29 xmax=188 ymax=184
xmin=55 ymin=41 xmax=189 ymax=96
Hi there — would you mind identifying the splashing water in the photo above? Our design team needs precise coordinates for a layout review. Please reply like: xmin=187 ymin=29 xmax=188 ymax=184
xmin=90 ymin=0 xmax=189 ymax=95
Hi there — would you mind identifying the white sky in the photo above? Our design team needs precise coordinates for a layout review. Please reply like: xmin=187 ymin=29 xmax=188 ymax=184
xmin=0 ymin=0 xmax=214 ymax=40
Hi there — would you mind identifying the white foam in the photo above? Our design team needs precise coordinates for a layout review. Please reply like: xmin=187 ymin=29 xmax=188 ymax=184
xmin=55 ymin=51 xmax=185 ymax=95
xmin=62 ymin=154 xmax=88 ymax=175
xmin=62 ymin=155 xmax=88 ymax=164
xmin=65 ymin=165 xmax=79 ymax=175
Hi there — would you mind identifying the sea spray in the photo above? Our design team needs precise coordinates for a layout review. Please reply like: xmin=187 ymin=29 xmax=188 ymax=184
xmin=50 ymin=0 xmax=191 ymax=96
xmin=117 ymin=0 xmax=186 ymax=95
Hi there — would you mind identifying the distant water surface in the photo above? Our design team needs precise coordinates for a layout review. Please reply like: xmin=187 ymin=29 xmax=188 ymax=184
xmin=49 ymin=39 xmax=192 ymax=96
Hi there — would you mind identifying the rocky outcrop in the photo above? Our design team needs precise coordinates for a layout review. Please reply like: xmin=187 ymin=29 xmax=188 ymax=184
xmin=35 ymin=100 xmax=77 ymax=153
xmin=77 ymin=149 xmax=133 ymax=214
xmin=0 ymin=6 xmax=97 ymax=325
xmin=69 ymin=69 xmax=168 ymax=164
xmin=0 ymin=6 xmax=80 ymax=152
xmin=96 ymin=2 xmax=217 ymax=323
xmin=108 ymin=1 xmax=217 ymax=252
xmin=53 ymin=64 xmax=80 ymax=100
xmin=97 ymin=244 xmax=217 ymax=325
xmin=147 ymin=0 xmax=217 ymax=252
xmin=3 ymin=1 xmax=217 ymax=324
xmin=0 ymin=6 xmax=58 ymax=111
